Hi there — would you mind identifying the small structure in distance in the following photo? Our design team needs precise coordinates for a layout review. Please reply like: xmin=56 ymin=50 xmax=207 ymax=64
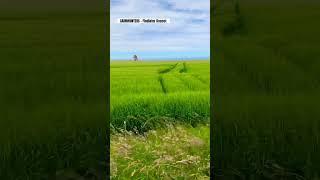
xmin=133 ymin=55 xmax=138 ymax=61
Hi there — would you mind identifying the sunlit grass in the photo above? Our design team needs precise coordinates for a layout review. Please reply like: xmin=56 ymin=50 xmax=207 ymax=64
xmin=110 ymin=61 xmax=210 ymax=131
xmin=111 ymin=124 xmax=210 ymax=179
xmin=110 ymin=60 xmax=210 ymax=178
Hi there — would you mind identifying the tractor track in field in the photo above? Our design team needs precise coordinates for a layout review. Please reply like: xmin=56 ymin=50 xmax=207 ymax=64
xmin=158 ymin=76 xmax=168 ymax=94
xmin=157 ymin=62 xmax=207 ymax=93
xmin=157 ymin=63 xmax=179 ymax=94
xmin=158 ymin=63 xmax=178 ymax=74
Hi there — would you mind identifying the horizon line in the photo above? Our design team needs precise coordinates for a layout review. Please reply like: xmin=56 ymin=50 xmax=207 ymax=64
xmin=110 ymin=57 xmax=210 ymax=61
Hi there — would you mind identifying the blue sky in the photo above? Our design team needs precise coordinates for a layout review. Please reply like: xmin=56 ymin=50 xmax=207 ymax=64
xmin=110 ymin=0 xmax=210 ymax=60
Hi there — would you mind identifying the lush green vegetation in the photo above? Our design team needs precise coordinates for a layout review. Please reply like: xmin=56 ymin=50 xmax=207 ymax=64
xmin=212 ymin=1 xmax=320 ymax=179
xmin=110 ymin=60 xmax=210 ymax=178
xmin=111 ymin=61 xmax=210 ymax=132
xmin=0 ymin=10 xmax=108 ymax=179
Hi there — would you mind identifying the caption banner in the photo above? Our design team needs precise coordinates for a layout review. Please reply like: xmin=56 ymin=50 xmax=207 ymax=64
xmin=117 ymin=18 xmax=171 ymax=24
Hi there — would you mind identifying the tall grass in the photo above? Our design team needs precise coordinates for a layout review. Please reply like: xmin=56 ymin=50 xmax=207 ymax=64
xmin=111 ymin=92 xmax=210 ymax=132
xmin=213 ymin=1 xmax=320 ymax=179
xmin=0 ymin=10 xmax=107 ymax=179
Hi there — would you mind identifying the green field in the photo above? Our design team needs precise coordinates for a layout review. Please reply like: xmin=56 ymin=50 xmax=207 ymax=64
xmin=212 ymin=1 xmax=320 ymax=179
xmin=2 ymin=0 xmax=320 ymax=179
xmin=110 ymin=60 xmax=210 ymax=178
xmin=0 ymin=10 xmax=108 ymax=179
xmin=111 ymin=61 xmax=210 ymax=131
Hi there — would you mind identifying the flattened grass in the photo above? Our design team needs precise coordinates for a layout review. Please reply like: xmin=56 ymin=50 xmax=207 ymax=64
xmin=111 ymin=124 xmax=210 ymax=179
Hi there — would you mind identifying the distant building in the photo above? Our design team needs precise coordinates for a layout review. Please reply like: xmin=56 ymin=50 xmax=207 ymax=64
xmin=133 ymin=55 xmax=138 ymax=61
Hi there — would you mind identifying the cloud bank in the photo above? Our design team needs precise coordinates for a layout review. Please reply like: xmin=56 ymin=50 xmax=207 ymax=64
xmin=111 ymin=0 xmax=210 ymax=60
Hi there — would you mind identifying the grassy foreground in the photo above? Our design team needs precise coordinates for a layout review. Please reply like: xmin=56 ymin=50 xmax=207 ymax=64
xmin=110 ymin=60 xmax=210 ymax=178
xmin=111 ymin=124 xmax=210 ymax=179
xmin=212 ymin=1 xmax=320 ymax=179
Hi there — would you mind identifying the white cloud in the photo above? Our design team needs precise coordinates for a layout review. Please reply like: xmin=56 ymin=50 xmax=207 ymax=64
xmin=110 ymin=0 xmax=210 ymax=56
xmin=167 ymin=0 xmax=210 ymax=11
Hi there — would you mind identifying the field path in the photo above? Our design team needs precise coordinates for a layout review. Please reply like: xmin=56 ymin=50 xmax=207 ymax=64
xmin=156 ymin=62 xmax=209 ymax=92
